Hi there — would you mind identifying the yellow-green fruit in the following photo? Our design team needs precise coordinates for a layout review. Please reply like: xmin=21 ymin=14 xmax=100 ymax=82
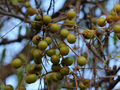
xmin=83 ymin=79 xmax=90 ymax=84
xmin=82 ymin=30 xmax=93 ymax=39
xmin=65 ymin=19 xmax=75 ymax=27
xmin=112 ymin=14 xmax=120 ymax=22
xmin=97 ymin=18 xmax=106 ymax=27
xmin=106 ymin=15 xmax=112 ymax=23
xmin=67 ymin=10 xmax=75 ymax=20
xmin=45 ymin=37 xmax=52 ymax=45
xmin=38 ymin=41 xmax=48 ymax=50
xmin=50 ymin=23 xmax=59 ymax=33
xmin=52 ymin=64 xmax=61 ymax=72
xmin=32 ymin=35 xmax=41 ymax=45
xmin=60 ymin=46 xmax=69 ymax=56
xmin=44 ymin=75 xmax=51 ymax=81
xmin=27 ymin=7 xmax=36 ymax=16
xmin=56 ymin=72 xmax=64 ymax=80
xmin=27 ymin=64 xmax=36 ymax=74
xmin=43 ymin=15 xmax=51 ymax=24
xmin=77 ymin=56 xmax=87 ymax=66
xmin=113 ymin=4 xmax=120 ymax=13
xmin=4 ymin=85 xmax=13 ymax=90
xmin=12 ymin=58 xmax=22 ymax=69
xmin=67 ymin=34 xmax=76 ymax=44
xmin=30 ymin=47 xmax=36 ymax=56
xmin=90 ymin=29 xmax=96 ymax=38
xmin=78 ymin=83 xmax=87 ymax=90
xmin=46 ymin=49 xmax=56 ymax=57
xmin=33 ymin=49 xmax=42 ymax=59
xmin=58 ymin=42 xmax=66 ymax=49
xmin=111 ymin=9 xmax=117 ymax=15
xmin=25 ymin=74 xmax=37 ymax=84
xmin=60 ymin=29 xmax=69 ymax=38
xmin=34 ymin=15 xmax=41 ymax=21
xmin=113 ymin=25 xmax=120 ymax=33
xmin=24 ymin=1 xmax=31 ymax=8
xmin=92 ymin=25 xmax=97 ymax=30
xmin=60 ymin=66 xmax=69 ymax=75
xmin=51 ymin=73 xmax=59 ymax=82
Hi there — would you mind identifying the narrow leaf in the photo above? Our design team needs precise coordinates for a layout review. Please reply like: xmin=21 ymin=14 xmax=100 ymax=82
xmin=114 ymin=33 xmax=117 ymax=45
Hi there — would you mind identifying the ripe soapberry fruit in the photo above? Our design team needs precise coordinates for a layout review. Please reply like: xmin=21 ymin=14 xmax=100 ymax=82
xmin=12 ymin=58 xmax=22 ymax=69
xmin=24 ymin=1 xmax=31 ymax=8
xmin=25 ymin=74 xmax=37 ymax=84
xmin=67 ymin=34 xmax=76 ymax=44
xmin=51 ymin=54 xmax=60 ymax=65
xmin=60 ymin=29 xmax=69 ymax=38
xmin=4 ymin=85 xmax=13 ymax=90
xmin=50 ymin=23 xmax=59 ymax=33
xmin=78 ymin=83 xmax=87 ymax=90
xmin=27 ymin=64 xmax=36 ymax=74
xmin=60 ymin=46 xmax=69 ymax=56
xmin=52 ymin=64 xmax=61 ymax=72
xmin=51 ymin=73 xmax=59 ymax=82
xmin=33 ymin=49 xmax=42 ymax=59
xmin=67 ymin=10 xmax=75 ymax=20
xmin=35 ymin=15 xmax=42 ymax=21
xmin=27 ymin=7 xmax=36 ymax=16
xmin=97 ymin=18 xmax=106 ymax=27
xmin=106 ymin=15 xmax=112 ymax=23
xmin=113 ymin=4 xmax=120 ymax=13
xmin=45 ymin=37 xmax=52 ymax=45
xmin=77 ymin=56 xmax=87 ymax=66
xmin=60 ymin=66 xmax=69 ymax=75
xmin=38 ymin=40 xmax=48 ymax=50
xmin=64 ymin=57 xmax=73 ymax=66
xmin=32 ymin=35 xmax=41 ymax=45
xmin=56 ymin=72 xmax=64 ymax=80
xmin=65 ymin=19 xmax=75 ymax=27
xmin=113 ymin=25 xmax=120 ymax=33
xmin=34 ymin=58 xmax=42 ymax=64
xmin=43 ymin=15 xmax=51 ymax=24
xmin=46 ymin=49 xmax=56 ymax=57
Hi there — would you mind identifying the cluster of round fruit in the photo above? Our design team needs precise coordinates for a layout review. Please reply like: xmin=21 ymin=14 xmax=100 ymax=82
xmin=6 ymin=10 xmax=88 ymax=90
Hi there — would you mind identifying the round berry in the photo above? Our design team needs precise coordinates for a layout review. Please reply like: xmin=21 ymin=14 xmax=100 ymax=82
xmin=46 ymin=49 xmax=56 ymax=57
xmin=64 ymin=57 xmax=73 ymax=66
xmin=65 ymin=19 xmax=75 ymax=27
xmin=32 ymin=35 xmax=41 ymax=45
xmin=67 ymin=34 xmax=76 ymax=44
xmin=77 ymin=56 xmax=87 ymax=66
xmin=52 ymin=64 xmax=61 ymax=72
xmin=113 ymin=4 xmax=120 ymax=13
xmin=27 ymin=64 xmax=36 ymax=74
xmin=34 ymin=15 xmax=41 ymax=21
xmin=25 ymin=74 xmax=37 ymax=84
xmin=60 ymin=29 xmax=69 ymax=38
xmin=34 ymin=58 xmax=42 ymax=64
xmin=33 ymin=49 xmax=42 ymax=59
xmin=45 ymin=37 xmax=52 ymax=45
xmin=50 ymin=23 xmax=59 ymax=33
xmin=51 ymin=54 xmax=60 ymax=65
xmin=43 ymin=15 xmax=51 ymax=24
xmin=97 ymin=18 xmax=106 ymax=27
xmin=67 ymin=10 xmax=75 ymax=20
xmin=27 ymin=7 xmax=36 ymax=16
xmin=38 ymin=40 xmax=48 ymax=50
xmin=51 ymin=73 xmax=59 ymax=82
xmin=78 ymin=83 xmax=87 ymax=90
xmin=24 ymin=1 xmax=31 ymax=8
xmin=60 ymin=66 xmax=69 ymax=75
xmin=113 ymin=25 xmax=120 ymax=33
xmin=60 ymin=46 xmax=69 ymax=56
xmin=56 ymin=72 xmax=64 ymax=80
xmin=4 ymin=85 xmax=13 ymax=90
xmin=12 ymin=58 xmax=22 ymax=69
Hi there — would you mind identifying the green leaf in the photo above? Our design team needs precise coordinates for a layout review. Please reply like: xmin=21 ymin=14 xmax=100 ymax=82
xmin=114 ymin=55 xmax=120 ymax=58
xmin=103 ymin=60 xmax=107 ymax=66
xmin=56 ymin=85 xmax=62 ymax=90
xmin=0 ymin=85 xmax=5 ymax=89
xmin=18 ymin=26 xmax=22 ymax=35
xmin=18 ymin=53 xmax=26 ymax=63
xmin=1 ymin=49 xmax=6 ymax=66
xmin=107 ymin=54 xmax=111 ymax=59
xmin=114 ymin=33 xmax=117 ymax=45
